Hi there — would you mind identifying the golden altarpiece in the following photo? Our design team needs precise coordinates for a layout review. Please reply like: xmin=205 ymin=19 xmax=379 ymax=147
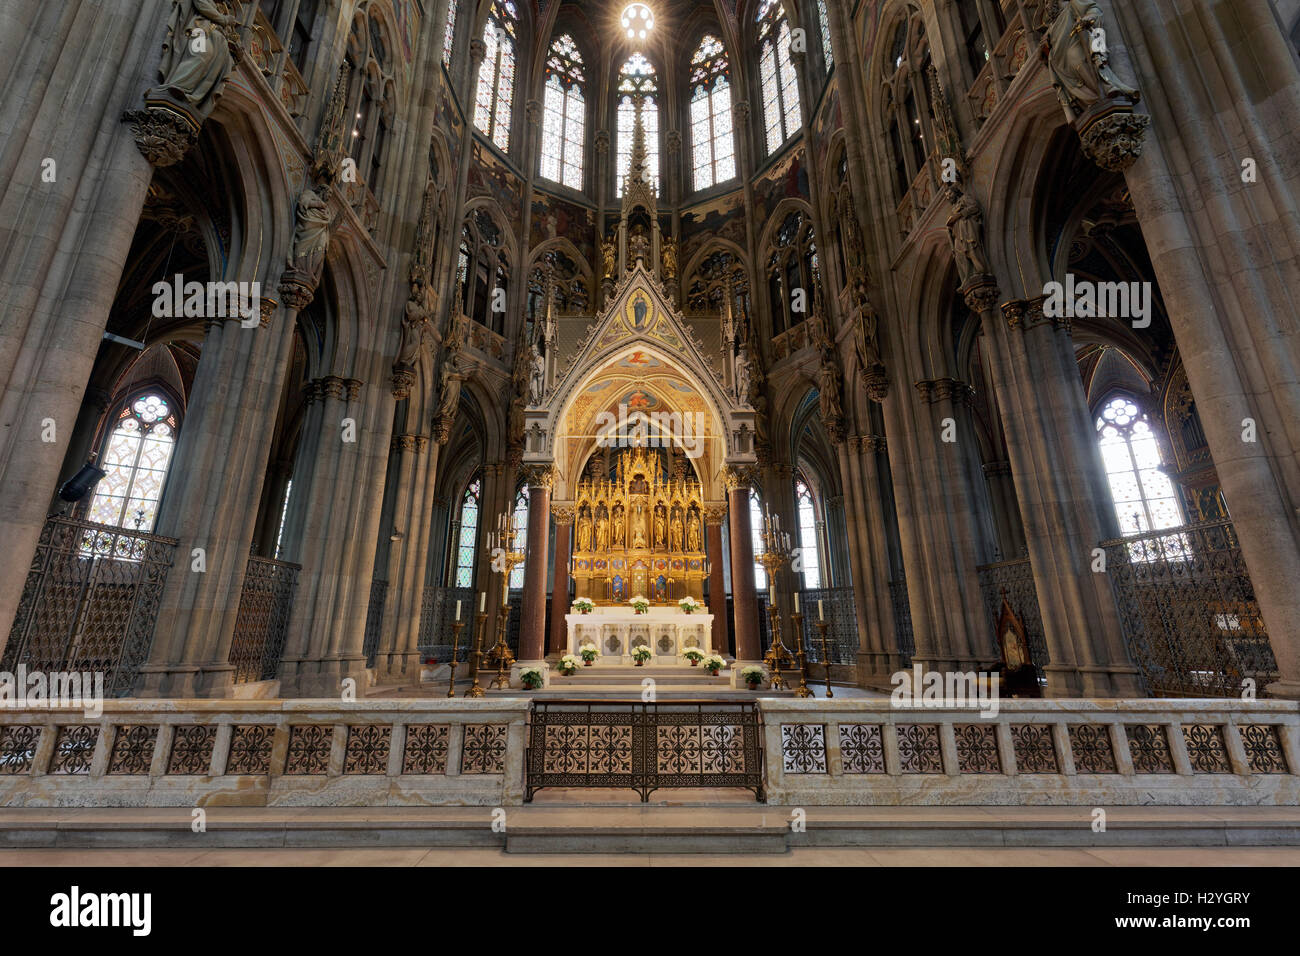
xmin=571 ymin=446 xmax=707 ymax=605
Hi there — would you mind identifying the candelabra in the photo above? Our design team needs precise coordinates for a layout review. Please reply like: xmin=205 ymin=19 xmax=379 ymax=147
xmin=465 ymin=611 xmax=487 ymax=699
xmin=485 ymin=510 xmax=525 ymax=690
xmin=446 ymin=618 xmax=464 ymax=698
xmin=790 ymin=609 xmax=813 ymax=698
xmin=758 ymin=508 xmax=795 ymax=691
xmin=813 ymin=619 xmax=835 ymax=698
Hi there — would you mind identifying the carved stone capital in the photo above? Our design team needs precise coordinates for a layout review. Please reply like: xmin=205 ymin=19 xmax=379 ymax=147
xmin=960 ymin=274 xmax=1002 ymax=314
xmin=1078 ymin=109 xmax=1151 ymax=172
xmin=307 ymin=375 xmax=363 ymax=404
xmin=258 ymin=297 xmax=278 ymax=329
xmin=721 ymin=465 xmax=757 ymax=492
xmin=391 ymin=433 xmax=428 ymax=454
xmin=595 ymin=129 xmax=610 ymax=154
xmin=122 ymin=105 xmax=198 ymax=168
xmin=551 ymin=506 xmax=576 ymax=525
xmin=1002 ymin=299 xmax=1027 ymax=331
xmin=915 ymin=378 xmax=975 ymax=407
xmin=523 ymin=464 xmax=557 ymax=490
xmin=469 ymin=39 xmax=487 ymax=65
xmin=863 ymin=435 xmax=888 ymax=453
xmin=665 ymin=129 xmax=682 ymax=154
xmin=390 ymin=367 xmax=417 ymax=400
xmin=862 ymin=367 xmax=891 ymax=403
xmin=278 ymin=271 xmax=317 ymax=311
xmin=703 ymin=505 xmax=728 ymax=525
xmin=525 ymin=99 xmax=542 ymax=125
xmin=732 ymin=101 xmax=751 ymax=124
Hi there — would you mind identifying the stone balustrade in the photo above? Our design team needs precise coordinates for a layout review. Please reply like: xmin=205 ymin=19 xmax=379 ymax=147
xmin=0 ymin=700 xmax=529 ymax=808
xmin=763 ymin=699 xmax=1300 ymax=806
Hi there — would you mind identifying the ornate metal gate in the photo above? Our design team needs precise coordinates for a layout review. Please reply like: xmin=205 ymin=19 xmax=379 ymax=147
xmin=1103 ymin=520 xmax=1277 ymax=697
xmin=525 ymin=700 xmax=765 ymax=802
xmin=228 ymin=554 xmax=300 ymax=683
xmin=1 ymin=516 xmax=177 ymax=697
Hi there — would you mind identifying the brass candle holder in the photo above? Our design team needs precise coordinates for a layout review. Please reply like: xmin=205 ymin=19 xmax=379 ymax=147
xmin=465 ymin=611 xmax=487 ymax=699
xmin=446 ymin=619 xmax=464 ymax=698
xmin=763 ymin=600 xmax=793 ymax=691
xmin=790 ymin=611 xmax=813 ymax=698
xmin=815 ymin=619 xmax=834 ymax=698
xmin=487 ymin=601 xmax=516 ymax=690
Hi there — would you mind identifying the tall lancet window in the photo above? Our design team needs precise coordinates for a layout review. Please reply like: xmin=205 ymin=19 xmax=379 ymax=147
xmin=442 ymin=0 xmax=457 ymax=66
xmin=474 ymin=0 xmax=517 ymax=151
xmin=509 ymin=485 xmax=530 ymax=589
xmin=817 ymin=0 xmax=834 ymax=71
xmin=1096 ymin=395 xmax=1189 ymax=561
xmin=540 ymin=34 xmax=586 ymax=190
xmin=749 ymin=487 xmax=767 ymax=592
xmin=795 ymin=476 xmax=822 ymax=588
xmin=454 ymin=476 xmax=482 ymax=587
xmin=689 ymin=34 xmax=736 ymax=192
xmin=757 ymin=0 xmax=801 ymax=155
xmin=87 ymin=392 xmax=180 ymax=533
xmin=616 ymin=52 xmax=659 ymax=197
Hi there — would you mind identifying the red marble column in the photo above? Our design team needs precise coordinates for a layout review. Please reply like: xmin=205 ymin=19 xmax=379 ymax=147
xmin=727 ymin=482 xmax=760 ymax=661
xmin=549 ymin=508 xmax=573 ymax=655
xmin=518 ymin=474 xmax=552 ymax=661
xmin=705 ymin=507 xmax=731 ymax=657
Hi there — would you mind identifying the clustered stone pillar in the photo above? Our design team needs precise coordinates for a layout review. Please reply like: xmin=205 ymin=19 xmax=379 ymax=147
xmin=725 ymin=468 xmax=760 ymax=661
xmin=549 ymin=506 xmax=574 ymax=656
xmin=517 ymin=467 xmax=554 ymax=663
xmin=704 ymin=506 xmax=731 ymax=657
xmin=376 ymin=433 xmax=435 ymax=680
xmin=839 ymin=435 xmax=900 ymax=679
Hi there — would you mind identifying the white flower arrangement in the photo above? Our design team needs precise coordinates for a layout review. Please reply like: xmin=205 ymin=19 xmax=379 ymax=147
xmin=518 ymin=666 xmax=545 ymax=689
xmin=629 ymin=595 xmax=650 ymax=613
xmin=574 ymin=598 xmax=595 ymax=613
xmin=740 ymin=665 xmax=766 ymax=685
xmin=579 ymin=642 xmax=599 ymax=662
xmin=558 ymin=654 xmax=581 ymax=675
xmin=631 ymin=645 xmax=653 ymax=662
xmin=682 ymin=646 xmax=705 ymax=661
xmin=677 ymin=596 xmax=701 ymax=613
xmin=702 ymin=654 xmax=725 ymax=672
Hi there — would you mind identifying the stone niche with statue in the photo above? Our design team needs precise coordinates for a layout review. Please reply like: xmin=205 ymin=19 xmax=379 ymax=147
xmin=571 ymin=445 xmax=708 ymax=605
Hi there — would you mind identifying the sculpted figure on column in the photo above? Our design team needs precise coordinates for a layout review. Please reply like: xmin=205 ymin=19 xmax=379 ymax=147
xmin=394 ymin=283 xmax=430 ymax=372
xmin=613 ymin=505 xmax=626 ymax=547
xmin=577 ymin=512 xmax=593 ymax=552
xmin=596 ymin=513 xmax=609 ymax=552
xmin=289 ymin=185 xmax=333 ymax=278
xmin=160 ymin=0 xmax=238 ymax=112
xmin=528 ymin=338 xmax=546 ymax=404
xmin=1042 ymin=0 xmax=1140 ymax=121
xmin=687 ymin=515 xmax=702 ymax=553
xmin=434 ymin=353 xmax=465 ymax=444
xmin=654 ymin=505 xmax=666 ymax=548
xmin=946 ymin=193 xmax=991 ymax=283
xmin=670 ymin=511 xmax=684 ymax=552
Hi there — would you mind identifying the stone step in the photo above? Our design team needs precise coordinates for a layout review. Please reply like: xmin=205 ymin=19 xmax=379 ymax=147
xmin=2 ymin=806 xmax=1296 ymax=853
xmin=485 ymin=686 xmax=791 ymax=700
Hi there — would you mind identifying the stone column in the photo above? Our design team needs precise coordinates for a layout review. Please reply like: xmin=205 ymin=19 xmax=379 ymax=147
xmin=140 ymin=278 xmax=298 ymax=698
xmin=725 ymin=467 xmax=760 ymax=661
xmin=0 ymin=0 xmax=159 ymax=646
xmin=549 ymin=505 xmax=574 ymax=656
xmin=376 ymin=433 xmax=434 ymax=680
xmin=704 ymin=506 xmax=731 ymax=657
xmin=840 ymin=436 xmax=901 ymax=679
xmin=517 ymin=466 xmax=554 ymax=663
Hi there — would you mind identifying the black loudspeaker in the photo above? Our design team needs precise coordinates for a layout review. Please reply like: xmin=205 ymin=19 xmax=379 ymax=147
xmin=58 ymin=462 xmax=107 ymax=503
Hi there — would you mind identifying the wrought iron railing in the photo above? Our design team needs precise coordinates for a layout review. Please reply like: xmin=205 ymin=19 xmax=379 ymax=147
xmin=794 ymin=587 xmax=860 ymax=664
xmin=525 ymin=700 xmax=765 ymax=803
xmin=416 ymin=585 xmax=475 ymax=663
xmin=889 ymin=578 xmax=915 ymax=666
xmin=976 ymin=557 xmax=1050 ymax=673
xmin=1102 ymin=519 xmax=1277 ymax=698
xmin=228 ymin=554 xmax=300 ymax=684
xmin=1 ymin=516 xmax=177 ymax=698
xmin=362 ymin=579 xmax=387 ymax=668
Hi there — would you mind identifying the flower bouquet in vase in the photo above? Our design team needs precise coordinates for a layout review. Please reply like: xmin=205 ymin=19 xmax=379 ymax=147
xmin=558 ymin=654 xmax=580 ymax=676
xmin=677 ymin=596 xmax=702 ymax=615
xmin=682 ymin=647 xmax=705 ymax=666
xmin=740 ymin=665 xmax=766 ymax=690
xmin=574 ymin=598 xmax=595 ymax=614
xmin=579 ymin=642 xmax=599 ymax=666
xmin=518 ymin=666 xmax=544 ymax=690
xmin=629 ymin=596 xmax=650 ymax=615
xmin=631 ymin=645 xmax=653 ymax=666
xmin=703 ymin=654 xmax=725 ymax=677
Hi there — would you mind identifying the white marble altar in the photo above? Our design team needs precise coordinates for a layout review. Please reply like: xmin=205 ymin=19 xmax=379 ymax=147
xmin=565 ymin=605 xmax=714 ymax=664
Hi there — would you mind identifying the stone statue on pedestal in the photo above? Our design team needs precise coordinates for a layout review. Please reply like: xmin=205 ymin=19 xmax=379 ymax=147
xmin=159 ymin=0 xmax=237 ymax=113
xmin=289 ymin=185 xmax=333 ymax=278
xmin=1043 ymin=0 xmax=1140 ymax=122
xmin=946 ymin=193 xmax=991 ymax=283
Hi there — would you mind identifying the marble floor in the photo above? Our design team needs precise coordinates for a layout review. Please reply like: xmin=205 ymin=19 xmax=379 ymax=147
xmin=2 ymin=846 xmax=1298 ymax=866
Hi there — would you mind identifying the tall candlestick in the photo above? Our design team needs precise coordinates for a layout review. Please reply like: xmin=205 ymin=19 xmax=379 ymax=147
xmin=818 ymin=599 xmax=824 ymax=621
xmin=793 ymin=592 xmax=799 ymax=614
xmin=479 ymin=591 xmax=486 ymax=613
xmin=455 ymin=600 xmax=462 ymax=621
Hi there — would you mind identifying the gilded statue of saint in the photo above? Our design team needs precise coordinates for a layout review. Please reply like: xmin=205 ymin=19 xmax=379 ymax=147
xmin=577 ymin=514 xmax=592 ymax=552
xmin=595 ymin=514 xmax=609 ymax=552
xmin=653 ymin=506 xmax=666 ymax=548
xmin=670 ymin=512 xmax=684 ymax=551
xmin=687 ymin=516 xmax=702 ymax=553
xmin=612 ymin=506 xmax=626 ymax=547
xmin=633 ymin=505 xmax=648 ymax=549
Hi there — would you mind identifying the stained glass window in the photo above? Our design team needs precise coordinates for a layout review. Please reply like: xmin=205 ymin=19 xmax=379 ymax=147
xmin=616 ymin=52 xmax=659 ymax=197
xmin=87 ymin=392 xmax=178 ymax=533
xmin=474 ymin=1 xmax=517 ymax=152
xmin=540 ymin=34 xmax=585 ymax=190
xmin=758 ymin=0 xmax=801 ymax=155
xmin=454 ymin=476 xmax=481 ymax=587
xmin=1096 ymin=396 xmax=1189 ymax=561
xmin=817 ymin=0 xmax=834 ymax=71
xmin=509 ymin=485 xmax=530 ymax=589
xmin=689 ymin=35 xmax=735 ymax=191
xmin=442 ymin=0 xmax=457 ymax=66
xmin=749 ymin=487 xmax=767 ymax=592
xmin=795 ymin=476 xmax=822 ymax=588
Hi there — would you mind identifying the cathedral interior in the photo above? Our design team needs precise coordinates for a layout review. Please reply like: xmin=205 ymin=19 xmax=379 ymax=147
xmin=2 ymin=1 xmax=1300 ymax=862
